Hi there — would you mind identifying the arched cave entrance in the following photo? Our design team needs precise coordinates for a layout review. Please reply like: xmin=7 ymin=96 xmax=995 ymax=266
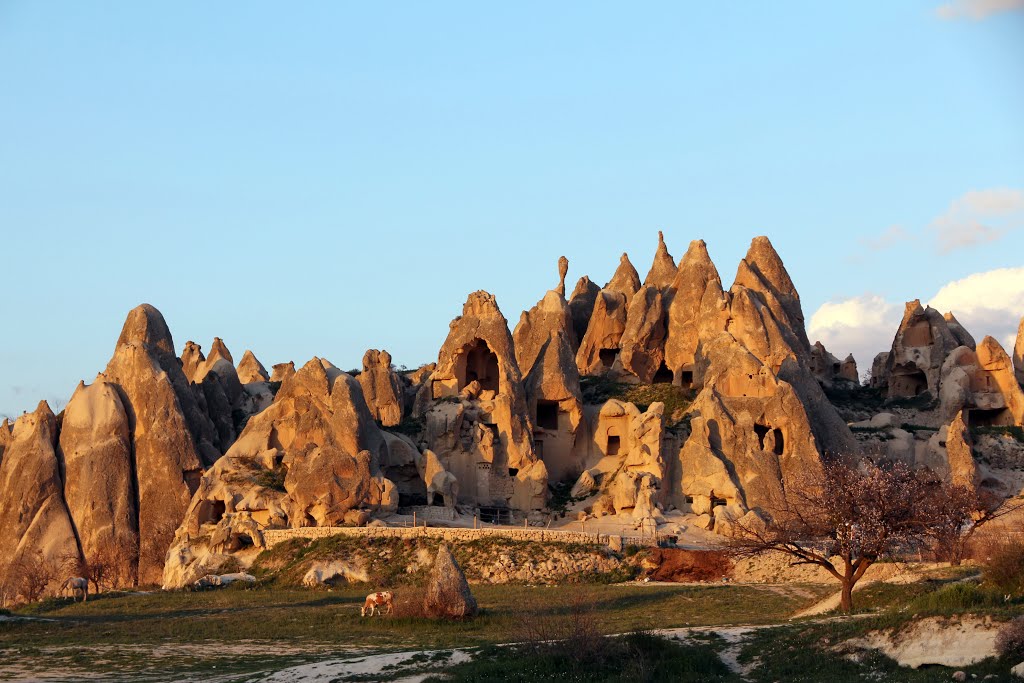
xmin=754 ymin=423 xmax=784 ymax=455
xmin=458 ymin=339 xmax=500 ymax=393
xmin=652 ymin=362 xmax=673 ymax=384
xmin=891 ymin=365 xmax=928 ymax=397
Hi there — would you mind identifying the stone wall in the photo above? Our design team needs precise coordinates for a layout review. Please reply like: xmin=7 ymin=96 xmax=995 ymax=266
xmin=262 ymin=524 xmax=652 ymax=550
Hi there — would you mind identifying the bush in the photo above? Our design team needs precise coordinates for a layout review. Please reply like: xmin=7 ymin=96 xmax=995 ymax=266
xmin=980 ymin=540 xmax=1024 ymax=597
xmin=996 ymin=617 xmax=1024 ymax=660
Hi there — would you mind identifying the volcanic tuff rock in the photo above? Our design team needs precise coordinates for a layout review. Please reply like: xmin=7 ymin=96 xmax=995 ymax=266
xmin=939 ymin=338 xmax=1024 ymax=427
xmin=163 ymin=357 xmax=399 ymax=588
xmin=881 ymin=301 xmax=963 ymax=401
xmin=525 ymin=326 xmax=585 ymax=483
xmin=103 ymin=304 xmax=221 ymax=583
xmin=270 ymin=361 xmax=296 ymax=382
xmin=618 ymin=285 xmax=669 ymax=383
xmin=428 ymin=291 xmax=547 ymax=510
xmin=663 ymin=239 xmax=722 ymax=385
xmin=358 ymin=349 xmax=404 ymax=427
xmin=1015 ymin=315 xmax=1024 ymax=387
xmin=643 ymin=231 xmax=677 ymax=291
xmin=237 ymin=350 xmax=270 ymax=384
xmin=513 ymin=260 xmax=578 ymax=377
xmin=0 ymin=402 xmax=81 ymax=599
xmin=567 ymin=276 xmax=601 ymax=348
xmin=810 ymin=342 xmax=859 ymax=386
xmin=423 ymin=545 xmax=478 ymax=619
xmin=59 ymin=379 xmax=138 ymax=586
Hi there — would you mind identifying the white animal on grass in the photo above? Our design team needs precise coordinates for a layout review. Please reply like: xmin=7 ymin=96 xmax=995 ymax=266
xmin=61 ymin=577 xmax=88 ymax=602
xmin=361 ymin=591 xmax=394 ymax=617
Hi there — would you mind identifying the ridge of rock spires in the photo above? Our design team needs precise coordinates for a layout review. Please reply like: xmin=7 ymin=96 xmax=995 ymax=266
xmin=358 ymin=349 xmax=404 ymax=427
xmin=513 ymin=257 xmax=577 ymax=377
xmin=575 ymin=254 xmax=641 ymax=376
xmin=1015 ymin=315 xmax=1024 ymax=386
xmin=727 ymin=235 xmax=811 ymax=370
xmin=567 ymin=276 xmax=600 ymax=349
xmin=0 ymin=401 xmax=82 ymax=599
xmin=881 ymin=300 xmax=965 ymax=401
xmin=60 ymin=379 xmax=138 ymax=586
xmin=426 ymin=290 xmax=548 ymax=510
xmin=164 ymin=357 xmax=399 ymax=588
xmin=663 ymin=239 xmax=722 ymax=386
xmin=643 ymin=231 xmax=677 ymax=291
xmin=237 ymin=350 xmax=270 ymax=384
xmin=103 ymin=303 xmax=220 ymax=583
xmin=208 ymin=337 xmax=234 ymax=365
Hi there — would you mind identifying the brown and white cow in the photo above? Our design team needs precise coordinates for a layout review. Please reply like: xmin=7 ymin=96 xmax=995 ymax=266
xmin=360 ymin=591 xmax=393 ymax=617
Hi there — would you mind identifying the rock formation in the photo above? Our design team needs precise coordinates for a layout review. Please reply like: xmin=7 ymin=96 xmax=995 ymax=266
xmin=423 ymin=545 xmax=478 ymax=619
xmin=618 ymin=285 xmax=669 ymax=383
xmin=810 ymin=342 xmax=858 ymax=386
xmin=103 ymin=305 xmax=221 ymax=583
xmin=643 ymin=231 xmax=676 ymax=291
xmin=880 ymin=301 xmax=963 ymax=401
xmin=1015 ymin=315 xmax=1024 ymax=387
xmin=575 ymin=254 xmax=641 ymax=376
xmin=938 ymin=338 xmax=1024 ymax=426
xmin=270 ymin=361 xmax=296 ymax=383
xmin=358 ymin=349 xmax=404 ymax=427
xmin=525 ymin=326 xmax=585 ymax=483
xmin=163 ymin=357 xmax=399 ymax=588
xmin=0 ymin=402 xmax=81 ymax=599
xmin=567 ymin=276 xmax=600 ymax=348
xmin=59 ymin=380 xmax=138 ymax=586
xmin=663 ymin=239 xmax=722 ymax=387
xmin=237 ymin=350 xmax=269 ymax=384
xmin=513 ymin=259 xmax=577 ymax=377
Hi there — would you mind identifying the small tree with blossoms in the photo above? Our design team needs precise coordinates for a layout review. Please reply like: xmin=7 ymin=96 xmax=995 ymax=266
xmin=729 ymin=460 xmax=940 ymax=612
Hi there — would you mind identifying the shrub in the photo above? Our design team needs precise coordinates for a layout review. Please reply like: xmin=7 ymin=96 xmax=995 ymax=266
xmin=996 ymin=617 xmax=1024 ymax=661
xmin=980 ymin=539 xmax=1024 ymax=597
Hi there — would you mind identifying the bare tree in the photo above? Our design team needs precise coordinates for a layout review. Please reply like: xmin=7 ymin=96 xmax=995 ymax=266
xmin=926 ymin=485 xmax=1024 ymax=567
xmin=6 ymin=552 xmax=61 ymax=605
xmin=730 ymin=460 xmax=941 ymax=612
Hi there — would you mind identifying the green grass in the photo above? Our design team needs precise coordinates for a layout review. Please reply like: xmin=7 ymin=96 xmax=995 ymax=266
xmin=579 ymin=376 xmax=694 ymax=427
xmin=428 ymin=632 xmax=738 ymax=682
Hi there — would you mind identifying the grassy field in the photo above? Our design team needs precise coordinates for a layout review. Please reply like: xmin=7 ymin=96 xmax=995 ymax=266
xmin=0 ymin=582 xmax=826 ymax=680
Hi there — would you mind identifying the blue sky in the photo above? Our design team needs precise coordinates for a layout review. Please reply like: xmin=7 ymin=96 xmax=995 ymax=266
xmin=1 ymin=1 xmax=1023 ymax=417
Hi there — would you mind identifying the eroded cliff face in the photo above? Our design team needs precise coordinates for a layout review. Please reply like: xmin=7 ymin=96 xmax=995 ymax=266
xmin=4 ymin=233 xmax=1020 ymax=597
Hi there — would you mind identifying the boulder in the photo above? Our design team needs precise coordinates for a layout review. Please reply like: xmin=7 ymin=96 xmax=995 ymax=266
xmin=358 ymin=349 xmax=404 ymax=427
xmin=423 ymin=545 xmax=478 ymax=619
xmin=59 ymin=380 xmax=138 ymax=586
xmin=0 ymin=402 xmax=82 ymax=599
xmin=237 ymin=350 xmax=270 ymax=384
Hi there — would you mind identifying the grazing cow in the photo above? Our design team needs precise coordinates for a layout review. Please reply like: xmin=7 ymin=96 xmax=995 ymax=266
xmin=360 ymin=591 xmax=394 ymax=617
xmin=61 ymin=577 xmax=88 ymax=602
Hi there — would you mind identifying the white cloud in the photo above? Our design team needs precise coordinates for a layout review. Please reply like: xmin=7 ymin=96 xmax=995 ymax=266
xmin=936 ymin=0 xmax=1024 ymax=20
xmin=807 ymin=295 xmax=902 ymax=374
xmin=929 ymin=187 xmax=1024 ymax=253
xmin=860 ymin=225 xmax=910 ymax=252
xmin=928 ymin=266 xmax=1024 ymax=347
xmin=808 ymin=266 xmax=1024 ymax=379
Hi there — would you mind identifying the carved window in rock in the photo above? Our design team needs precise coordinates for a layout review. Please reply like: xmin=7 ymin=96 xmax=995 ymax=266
xmin=183 ymin=469 xmax=203 ymax=497
xmin=711 ymin=494 xmax=727 ymax=508
xmin=606 ymin=429 xmax=621 ymax=456
xmin=458 ymin=338 xmax=500 ymax=393
xmin=681 ymin=369 xmax=694 ymax=389
xmin=891 ymin=365 xmax=928 ymax=397
xmin=536 ymin=400 xmax=559 ymax=430
xmin=599 ymin=348 xmax=619 ymax=370
xmin=754 ymin=424 xmax=784 ymax=455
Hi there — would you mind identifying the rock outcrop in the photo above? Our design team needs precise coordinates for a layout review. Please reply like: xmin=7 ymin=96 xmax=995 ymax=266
xmin=663 ymin=239 xmax=722 ymax=387
xmin=103 ymin=305 xmax=221 ymax=583
xmin=59 ymin=380 xmax=138 ymax=586
xmin=810 ymin=342 xmax=858 ymax=386
xmin=643 ymin=231 xmax=676 ymax=291
xmin=881 ymin=301 xmax=963 ymax=401
xmin=425 ymin=291 xmax=547 ymax=510
xmin=525 ymin=326 xmax=585 ymax=483
xmin=575 ymin=254 xmax=641 ymax=376
xmin=163 ymin=357 xmax=399 ymax=588
xmin=1015 ymin=315 xmax=1024 ymax=387
xmin=618 ymin=285 xmax=669 ymax=383
xmin=513 ymin=260 xmax=577 ymax=377
xmin=0 ymin=402 xmax=81 ymax=599
xmin=939 ymin=338 xmax=1024 ymax=426
xmin=567 ymin=276 xmax=601 ymax=349
xmin=358 ymin=349 xmax=404 ymax=427
xmin=423 ymin=545 xmax=478 ymax=619
xmin=237 ymin=350 xmax=269 ymax=384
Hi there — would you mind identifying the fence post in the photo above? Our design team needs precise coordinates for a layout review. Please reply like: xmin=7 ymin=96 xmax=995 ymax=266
xmin=413 ymin=511 xmax=417 ymax=529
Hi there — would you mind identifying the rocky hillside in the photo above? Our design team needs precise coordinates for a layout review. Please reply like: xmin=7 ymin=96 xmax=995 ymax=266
xmin=1 ymin=233 xmax=1022 ymax=600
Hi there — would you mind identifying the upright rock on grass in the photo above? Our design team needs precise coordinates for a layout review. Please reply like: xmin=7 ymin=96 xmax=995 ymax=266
xmin=423 ymin=545 xmax=478 ymax=619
